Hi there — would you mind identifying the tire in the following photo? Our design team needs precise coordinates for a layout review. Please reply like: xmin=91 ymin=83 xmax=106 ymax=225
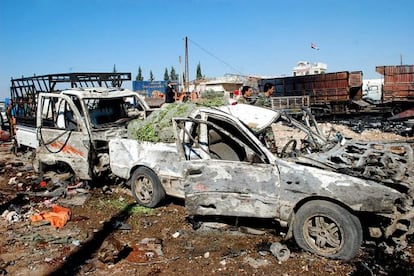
xmin=129 ymin=167 xmax=165 ymax=208
xmin=293 ymin=200 xmax=362 ymax=260
xmin=391 ymin=105 xmax=402 ymax=116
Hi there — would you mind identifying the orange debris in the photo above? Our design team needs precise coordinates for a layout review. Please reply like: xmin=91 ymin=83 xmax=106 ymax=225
xmin=30 ymin=204 xmax=71 ymax=228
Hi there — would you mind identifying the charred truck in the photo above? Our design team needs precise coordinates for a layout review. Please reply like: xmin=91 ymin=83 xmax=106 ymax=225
xmin=258 ymin=65 xmax=414 ymax=117
xmin=10 ymin=72 xmax=152 ymax=180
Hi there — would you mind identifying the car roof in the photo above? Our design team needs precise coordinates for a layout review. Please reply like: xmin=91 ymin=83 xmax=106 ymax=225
xmin=218 ymin=104 xmax=280 ymax=133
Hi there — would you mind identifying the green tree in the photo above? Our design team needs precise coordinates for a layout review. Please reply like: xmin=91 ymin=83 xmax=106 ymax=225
xmin=170 ymin=66 xmax=178 ymax=80
xmin=164 ymin=68 xmax=170 ymax=81
xmin=149 ymin=70 xmax=154 ymax=82
xmin=196 ymin=62 xmax=202 ymax=79
xmin=136 ymin=66 xmax=144 ymax=81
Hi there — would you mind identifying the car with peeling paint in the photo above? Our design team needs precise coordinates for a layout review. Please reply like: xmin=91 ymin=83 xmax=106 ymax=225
xmin=109 ymin=104 xmax=414 ymax=260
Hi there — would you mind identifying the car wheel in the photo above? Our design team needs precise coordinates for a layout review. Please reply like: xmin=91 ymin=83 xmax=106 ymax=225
xmin=293 ymin=200 xmax=362 ymax=260
xmin=129 ymin=167 xmax=165 ymax=208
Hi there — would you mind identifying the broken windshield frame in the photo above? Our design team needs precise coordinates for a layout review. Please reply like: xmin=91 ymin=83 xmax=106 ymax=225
xmin=83 ymin=96 xmax=144 ymax=128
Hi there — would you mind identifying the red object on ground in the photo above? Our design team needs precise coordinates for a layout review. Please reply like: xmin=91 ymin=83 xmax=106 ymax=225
xmin=0 ymin=130 xmax=10 ymax=141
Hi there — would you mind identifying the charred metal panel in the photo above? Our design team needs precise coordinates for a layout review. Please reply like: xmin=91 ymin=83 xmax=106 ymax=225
xmin=184 ymin=160 xmax=279 ymax=218
xmin=277 ymin=160 xmax=400 ymax=215
xmin=185 ymin=193 xmax=278 ymax=218
xmin=36 ymin=133 xmax=91 ymax=180
xmin=109 ymin=138 xmax=185 ymax=198
xmin=297 ymin=141 xmax=414 ymax=192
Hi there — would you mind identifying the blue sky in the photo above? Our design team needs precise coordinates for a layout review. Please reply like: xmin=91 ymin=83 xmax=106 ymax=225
xmin=1 ymin=0 xmax=413 ymax=99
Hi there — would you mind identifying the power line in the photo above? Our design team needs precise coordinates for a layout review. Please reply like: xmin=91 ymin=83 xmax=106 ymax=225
xmin=187 ymin=37 xmax=244 ymax=75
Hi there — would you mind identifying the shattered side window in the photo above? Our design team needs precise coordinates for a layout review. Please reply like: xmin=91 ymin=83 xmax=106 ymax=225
xmin=40 ymin=97 xmax=57 ymax=128
xmin=206 ymin=116 xmax=269 ymax=163
xmin=55 ymin=100 xmax=78 ymax=131
xmin=176 ymin=116 xmax=269 ymax=163
xmin=179 ymin=120 xmax=204 ymax=160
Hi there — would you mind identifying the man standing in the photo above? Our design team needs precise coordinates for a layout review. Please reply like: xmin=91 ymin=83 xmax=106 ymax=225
xmin=237 ymin=86 xmax=253 ymax=104
xmin=255 ymin=83 xmax=274 ymax=108
xmin=165 ymin=81 xmax=176 ymax=104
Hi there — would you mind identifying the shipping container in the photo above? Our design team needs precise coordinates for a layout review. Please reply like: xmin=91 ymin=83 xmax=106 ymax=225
xmin=258 ymin=71 xmax=363 ymax=115
xmin=376 ymin=65 xmax=414 ymax=103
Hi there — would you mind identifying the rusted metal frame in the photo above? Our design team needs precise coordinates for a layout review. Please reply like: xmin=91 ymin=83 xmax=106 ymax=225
xmin=12 ymin=72 xmax=132 ymax=91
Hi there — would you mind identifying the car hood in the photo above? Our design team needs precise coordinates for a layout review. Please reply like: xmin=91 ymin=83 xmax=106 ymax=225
xmin=296 ymin=140 xmax=414 ymax=195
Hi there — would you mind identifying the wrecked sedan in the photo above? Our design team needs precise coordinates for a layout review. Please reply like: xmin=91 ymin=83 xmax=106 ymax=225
xmin=109 ymin=104 xmax=414 ymax=260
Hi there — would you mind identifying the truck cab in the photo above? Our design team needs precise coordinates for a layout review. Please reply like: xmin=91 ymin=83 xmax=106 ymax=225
xmin=10 ymin=72 xmax=154 ymax=180
xmin=362 ymin=78 xmax=383 ymax=103
xmin=34 ymin=87 xmax=151 ymax=180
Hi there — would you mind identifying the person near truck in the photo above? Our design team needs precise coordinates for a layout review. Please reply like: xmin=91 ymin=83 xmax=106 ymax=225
xmin=255 ymin=82 xmax=274 ymax=108
xmin=6 ymin=99 xmax=15 ymax=137
xmin=165 ymin=81 xmax=176 ymax=104
xmin=237 ymin=86 xmax=253 ymax=104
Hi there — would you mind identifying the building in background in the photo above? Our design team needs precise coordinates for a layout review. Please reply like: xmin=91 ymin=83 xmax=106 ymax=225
xmin=292 ymin=61 xmax=327 ymax=76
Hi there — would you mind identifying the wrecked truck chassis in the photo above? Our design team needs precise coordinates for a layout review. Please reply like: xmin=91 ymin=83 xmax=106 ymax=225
xmin=109 ymin=104 xmax=414 ymax=260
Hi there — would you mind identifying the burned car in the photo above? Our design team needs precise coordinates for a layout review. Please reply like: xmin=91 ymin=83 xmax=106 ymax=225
xmin=109 ymin=104 xmax=414 ymax=260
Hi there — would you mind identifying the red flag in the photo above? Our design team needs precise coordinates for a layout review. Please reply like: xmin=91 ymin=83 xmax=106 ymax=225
xmin=311 ymin=42 xmax=319 ymax=50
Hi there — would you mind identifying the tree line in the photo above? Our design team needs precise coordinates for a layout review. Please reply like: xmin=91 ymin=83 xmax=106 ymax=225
xmin=135 ymin=63 xmax=203 ymax=82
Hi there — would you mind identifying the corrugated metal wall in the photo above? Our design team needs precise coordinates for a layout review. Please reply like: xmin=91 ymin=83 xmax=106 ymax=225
xmin=376 ymin=65 xmax=414 ymax=101
xmin=258 ymin=71 xmax=363 ymax=104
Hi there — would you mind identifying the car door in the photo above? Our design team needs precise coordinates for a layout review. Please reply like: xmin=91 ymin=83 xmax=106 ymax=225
xmin=36 ymin=93 xmax=92 ymax=180
xmin=174 ymin=115 xmax=280 ymax=219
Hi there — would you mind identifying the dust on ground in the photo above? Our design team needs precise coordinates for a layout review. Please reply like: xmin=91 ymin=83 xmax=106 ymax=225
xmin=0 ymin=122 xmax=413 ymax=276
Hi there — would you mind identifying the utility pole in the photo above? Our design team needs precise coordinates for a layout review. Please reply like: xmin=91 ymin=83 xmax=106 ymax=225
xmin=185 ymin=36 xmax=189 ymax=93
xmin=179 ymin=56 xmax=183 ymax=92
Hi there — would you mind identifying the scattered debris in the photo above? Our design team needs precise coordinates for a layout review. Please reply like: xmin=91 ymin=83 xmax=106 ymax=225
xmin=126 ymin=238 xmax=164 ymax=263
xmin=243 ymin=257 xmax=270 ymax=269
xmin=1 ymin=210 xmax=20 ymax=223
xmin=270 ymin=242 xmax=290 ymax=262
xmin=30 ymin=204 xmax=71 ymax=228
xmin=98 ymin=237 xmax=126 ymax=264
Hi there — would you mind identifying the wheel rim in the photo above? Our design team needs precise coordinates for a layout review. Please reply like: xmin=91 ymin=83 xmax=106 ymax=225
xmin=134 ymin=176 xmax=153 ymax=204
xmin=303 ymin=215 xmax=343 ymax=255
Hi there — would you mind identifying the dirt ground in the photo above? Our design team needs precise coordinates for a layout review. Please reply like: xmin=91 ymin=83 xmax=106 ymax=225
xmin=0 ymin=122 xmax=413 ymax=276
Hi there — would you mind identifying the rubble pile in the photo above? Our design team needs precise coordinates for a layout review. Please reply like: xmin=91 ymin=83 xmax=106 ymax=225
xmin=329 ymin=116 xmax=414 ymax=137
